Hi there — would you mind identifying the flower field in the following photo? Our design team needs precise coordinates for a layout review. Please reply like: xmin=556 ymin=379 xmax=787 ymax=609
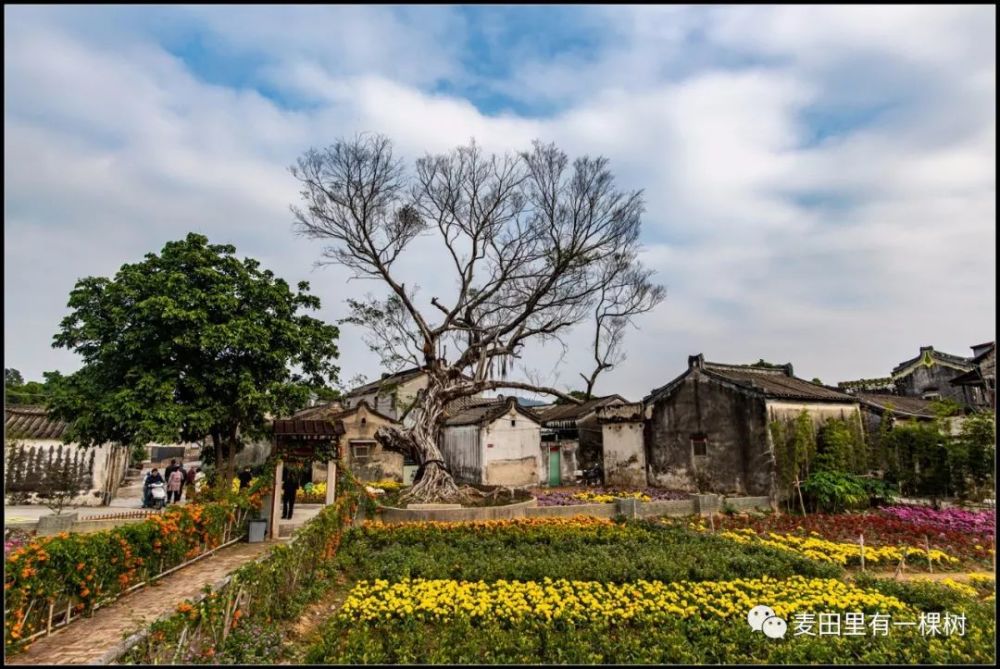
xmin=339 ymin=576 xmax=912 ymax=624
xmin=305 ymin=515 xmax=995 ymax=664
xmin=533 ymin=487 xmax=688 ymax=506
xmin=694 ymin=506 xmax=995 ymax=569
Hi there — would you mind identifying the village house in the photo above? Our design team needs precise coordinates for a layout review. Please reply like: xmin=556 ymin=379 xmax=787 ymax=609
xmin=950 ymin=341 xmax=996 ymax=412
xmin=438 ymin=396 xmax=543 ymax=487
xmin=890 ymin=346 xmax=974 ymax=404
xmin=642 ymin=355 xmax=863 ymax=496
xmin=4 ymin=405 xmax=130 ymax=506
xmin=290 ymin=400 xmax=407 ymax=483
xmin=595 ymin=401 xmax=648 ymax=488
xmin=536 ymin=395 xmax=627 ymax=486
xmin=341 ymin=367 xmax=430 ymax=421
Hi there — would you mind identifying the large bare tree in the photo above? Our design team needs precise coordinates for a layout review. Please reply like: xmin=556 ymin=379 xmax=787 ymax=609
xmin=291 ymin=134 xmax=664 ymax=502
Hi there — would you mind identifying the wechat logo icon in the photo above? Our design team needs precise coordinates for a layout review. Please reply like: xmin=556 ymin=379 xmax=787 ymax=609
xmin=747 ymin=604 xmax=787 ymax=639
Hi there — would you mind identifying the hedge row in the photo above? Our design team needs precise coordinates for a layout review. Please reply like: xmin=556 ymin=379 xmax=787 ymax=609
xmin=4 ymin=486 xmax=260 ymax=653
xmin=119 ymin=468 xmax=370 ymax=664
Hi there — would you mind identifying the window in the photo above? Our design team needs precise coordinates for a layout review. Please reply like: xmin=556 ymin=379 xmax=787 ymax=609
xmin=691 ymin=433 xmax=708 ymax=457
xmin=511 ymin=419 xmax=517 ymax=427
xmin=351 ymin=443 xmax=373 ymax=463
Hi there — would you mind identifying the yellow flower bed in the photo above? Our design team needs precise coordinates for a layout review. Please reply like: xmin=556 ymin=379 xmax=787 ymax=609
xmin=938 ymin=579 xmax=978 ymax=599
xmin=368 ymin=479 xmax=403 ymax=492
xmin=572 ymin=491 xmax=651 ymax=504
xmin=230 ymin=477 xmax=259 ymax=493
xmin=716 ymin=528 xmax=960 ymax=567
xmin=339 ymin=576 xmax=911 ymax=624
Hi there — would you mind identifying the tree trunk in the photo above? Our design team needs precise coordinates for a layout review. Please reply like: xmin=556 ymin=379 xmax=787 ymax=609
xmin=374 ymin=379 xmax=467 ymax=503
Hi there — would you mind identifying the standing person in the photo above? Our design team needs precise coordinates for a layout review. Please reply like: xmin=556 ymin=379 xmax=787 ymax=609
xmin=166 ymin=466 xmax=185 ymax=505
xmin=164 ymin=459 xmax=181 ymax=487
xmin=184 ymin=465 xmax=198 ymax=502
xmin=238 ymin=466 xmax=253 ymax=491
xmin=193 ymin=467 xmax=206 ymax=494
xmin=281 ymin=466 xmax=300 ymax=520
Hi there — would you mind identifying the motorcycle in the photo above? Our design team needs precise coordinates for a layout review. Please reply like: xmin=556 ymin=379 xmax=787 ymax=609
xmin=144 ymin=481 xmax=167 ymax=509
xmin=576 ymin=464 xmax=603 ymax=487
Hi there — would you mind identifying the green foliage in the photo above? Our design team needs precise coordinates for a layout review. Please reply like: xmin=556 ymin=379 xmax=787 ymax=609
xmin=335 ymin=519 xmax=841 ymax=584
xmin=45 ymin=233 xmax=340 ymax=470
xmin=4 ymin=494 xmax=257 ymax=653
xmin=554 ymin=390 xmax=591 ymax=405
xmin=121 ymin=469 xmax=371 ymax=665
xmin=3 ymin=370 xmax=59 ymax=406
xmin=800 ymin=470 xmax=869 ymax=513
xmin=306 ymin=609 xmax=995 ymax=664
xmin=950 ymin=411 xmax=996 ymax=501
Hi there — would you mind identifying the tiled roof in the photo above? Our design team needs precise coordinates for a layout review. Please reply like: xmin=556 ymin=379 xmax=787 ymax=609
xmin=290 ymin=400 xmax=398 ymax=425
xmin=442 ymin=397 xmax=540 ymax=427
xmin=856 ymin=393 xmax=939 ymax=419
xmin=271 ymin=419 xmax=344 ymax=437
xmin=891 ymin=347 xmax=972 ymax=375
xmin=346 ymin=367 xmax=425 ymax=397
xmin=5 ymin=405 xmax=67 ymax=440
xmin=535 ymin=395 xmax=627 ymax=424
xmin=702 ymin=362 xmax=856 ymax=403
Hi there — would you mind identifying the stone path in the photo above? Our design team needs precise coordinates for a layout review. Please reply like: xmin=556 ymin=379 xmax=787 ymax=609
xmin=6 ymin=541 xmax=274 ymax=666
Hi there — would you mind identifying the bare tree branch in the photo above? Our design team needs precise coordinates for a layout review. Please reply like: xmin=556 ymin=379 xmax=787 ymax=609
xmin=291 ymin=134 xmax=664 ymax=501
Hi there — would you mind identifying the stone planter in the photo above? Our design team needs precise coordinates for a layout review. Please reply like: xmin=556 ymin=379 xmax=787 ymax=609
xmin=37 ymin=512 xmax=79 ymax=536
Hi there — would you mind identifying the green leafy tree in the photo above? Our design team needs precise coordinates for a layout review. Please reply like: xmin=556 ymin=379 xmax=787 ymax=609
xmin=553 ymin=390 xmax=591 ymax=405
xmin=5 ymin=368 xmax=24 ymax=387
xmin=951 ymin=411 xmax=995 ymax=501
xmin=47 ymin=233 xmax=340 ymax=482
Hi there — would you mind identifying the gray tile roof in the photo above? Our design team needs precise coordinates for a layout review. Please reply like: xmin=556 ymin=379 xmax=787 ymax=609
xmin=856 ymin=393 xmax=938 ymax=419
xmin=5 ymin=405 xmax=68 ymax=440
xmin=702 ymin=362 xmax=856 ymax=402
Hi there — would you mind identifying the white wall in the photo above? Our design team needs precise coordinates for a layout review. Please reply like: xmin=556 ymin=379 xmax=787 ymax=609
xmin=602 ymin=422 xmax=647 ymax=487
xmin=5 ymin=440 xmax=128 ymax=506
xmin=482 ymin=410 xmax=542 ymax=486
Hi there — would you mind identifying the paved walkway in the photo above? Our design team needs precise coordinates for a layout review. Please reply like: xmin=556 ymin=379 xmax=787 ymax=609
xmin=6 ymin=541 xmax=274 ymax=665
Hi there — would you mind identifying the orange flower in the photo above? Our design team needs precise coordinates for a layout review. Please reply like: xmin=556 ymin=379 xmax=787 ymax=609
xmin=76 ymin=562 xmax=86 ymax=571
xmin=177 ymin=602 xmax=194 ymax=614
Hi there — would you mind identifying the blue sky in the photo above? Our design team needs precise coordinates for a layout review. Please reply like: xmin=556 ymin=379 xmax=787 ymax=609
xmin=3 ymin=5 xmax=996 ymax=399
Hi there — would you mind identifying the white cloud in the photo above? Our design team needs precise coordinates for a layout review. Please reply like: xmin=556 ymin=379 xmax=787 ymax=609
xmin=3 ymin=6 xmax=995 ymax=402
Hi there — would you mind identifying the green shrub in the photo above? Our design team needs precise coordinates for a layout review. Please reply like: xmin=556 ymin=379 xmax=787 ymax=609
xmin=335 ymin=519 xmax=841 ymax=583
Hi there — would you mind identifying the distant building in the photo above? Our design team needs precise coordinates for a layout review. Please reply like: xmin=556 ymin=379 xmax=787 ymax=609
xmin=890 ymin=346 xmax=974 ymax=403
xmin=643 ymin=355 xmax=862 ymax=496
xmin=342 ymin=367 xmax=430 ymax=421
xmin=536 ymin=395 xmax=627 ymax=486
xmin=291 ymin=400 xmax=405 ymax=483
xmin=438 ymin=396 xmax=542 ymax=487
xmin=950 ymin=341 xmax=996 ymax=412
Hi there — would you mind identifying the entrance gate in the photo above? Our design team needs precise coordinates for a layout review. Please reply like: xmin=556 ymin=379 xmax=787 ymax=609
xmin=270 ymin=418 xmax=345 ymax=540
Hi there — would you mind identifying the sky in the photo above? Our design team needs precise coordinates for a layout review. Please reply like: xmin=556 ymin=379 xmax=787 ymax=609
xmin=4 ymin=5 xmax=996 ymax=401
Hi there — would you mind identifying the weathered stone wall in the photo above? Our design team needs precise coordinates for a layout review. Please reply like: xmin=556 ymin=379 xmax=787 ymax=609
xmin=601 ymin=422 xmax=647 ymax=487
xmin=646 ymin=372 xmax=772 ymax=495
xmin=486 ymin=456 xmax=538 ymax=487
xmin=895 ymin=362 xmax=970 ymax=403
xmin=575 ymin=415 xmax=604 ymax=471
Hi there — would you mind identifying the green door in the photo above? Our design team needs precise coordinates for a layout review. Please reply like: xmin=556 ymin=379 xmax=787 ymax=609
xmin=548 ymin=448 xmax=561 ymax=486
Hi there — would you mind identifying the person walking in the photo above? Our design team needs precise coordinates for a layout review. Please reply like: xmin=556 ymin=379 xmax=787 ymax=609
xmin=281 ymin=466 xmax=300 ymax=520
xmin=166 ymin=466 xmax=185 ymax=505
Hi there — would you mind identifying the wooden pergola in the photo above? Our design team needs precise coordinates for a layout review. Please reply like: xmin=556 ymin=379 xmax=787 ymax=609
xmin=270 ymin=418 xmax=346 ymax=539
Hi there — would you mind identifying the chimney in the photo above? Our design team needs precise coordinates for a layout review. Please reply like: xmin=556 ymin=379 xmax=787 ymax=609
xmin=688 ymin=354 xmax=705 ymax=370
